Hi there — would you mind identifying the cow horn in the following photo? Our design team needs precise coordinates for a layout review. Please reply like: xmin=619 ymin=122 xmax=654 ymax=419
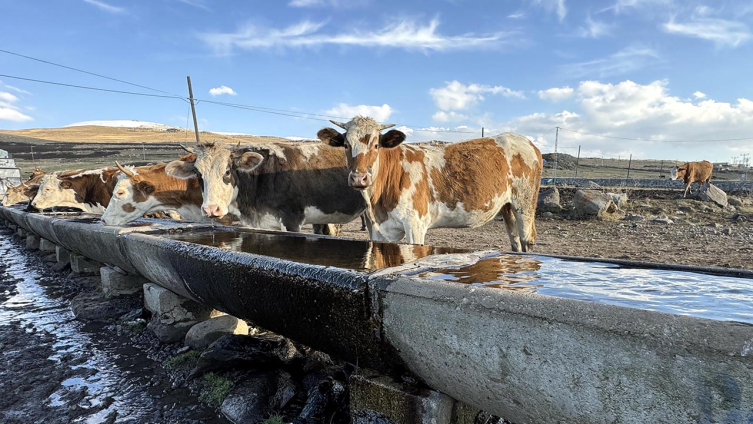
xmin=379 ymin=123 xmax=396 ymax=130
xmin=329 ymin=120 xmax=347 ymax=129
xmin=21 ymin=181 xmax=28 ymax=188
xmin=115 ymin=161 xmax=136 ymax=178
xmin=235 ymin=141 xmax=241 ymax=150
xmin=179 ymin=144 xmax=194 ymax=153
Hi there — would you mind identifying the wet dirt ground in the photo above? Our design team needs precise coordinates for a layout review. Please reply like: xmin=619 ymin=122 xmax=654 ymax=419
xmin=332 ymin=189 xmax=753 ymax=271
xmin=0 ymin=226 xmax=227 ymax=424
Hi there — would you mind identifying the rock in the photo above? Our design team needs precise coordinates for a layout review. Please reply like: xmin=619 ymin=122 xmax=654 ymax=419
xmin=731 ymin=214 xmax=748 ymax=222
xmin=143 ymin=283 xmax=211 ymax=324
xmin=678 ymin=205 xmax=693 ymax=213
xmin=608 ymin=192 xmax=628 ymax=208
xmin=651 ymin=215 xmax=674 ymax=225
xmin=185 ymin=315 xmax=249 ymax=350
xmin=147 ymin=318 xmax=197 ymax=344
xmin=221 ymin=371 xmax=297 ymax=424
xmin=101 ymin=266 xmax=147 ymax=298
xmin=726 ymin=205 xmax=737 ymax=213
xmin=71 ymin=291 xmax=140 ymax=322
xmin=26 ymin=234 xmax=40 ymax=250
xmin=691 ymin=183 xmax=728 ymax=208
xmin=542 ymin=212 xmax=555 ymax=218
xmin=190 ymin=333 xmax=302 ymax=378
xmin=294 ymin=377 xmax=348 ymax=424
xmin=571 ymin=190 xmax=618 ymax=219
xmin=728 ymin=196 xmax=743 ymax=207
xmin=625 ymin=213 xmax=644 ymax=222
xmin=537 ymin=187 xmax=561 ymax=213
xmin=723 ymin=228 xmax=733 ymax=236
xmin=586 ymin=181 xmax=602 ymax=189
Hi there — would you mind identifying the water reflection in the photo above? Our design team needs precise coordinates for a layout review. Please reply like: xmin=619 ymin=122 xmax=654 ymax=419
xmin=164 ymin=229 xmax=467 ymax=272
xmin=420 ymin=256 xmax=543 ymax=291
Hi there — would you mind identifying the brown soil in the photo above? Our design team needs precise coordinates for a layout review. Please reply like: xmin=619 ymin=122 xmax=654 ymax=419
xmin=327 ymin=188 xmax=753 ymax=271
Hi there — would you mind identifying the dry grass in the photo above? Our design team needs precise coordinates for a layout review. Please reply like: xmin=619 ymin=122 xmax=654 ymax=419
xmin=0 ymin=126 xmax=289 ymax=144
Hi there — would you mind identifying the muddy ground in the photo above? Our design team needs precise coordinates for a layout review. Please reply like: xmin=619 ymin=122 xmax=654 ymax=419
xmin=329 ymin=188 xmax=753 ymax=271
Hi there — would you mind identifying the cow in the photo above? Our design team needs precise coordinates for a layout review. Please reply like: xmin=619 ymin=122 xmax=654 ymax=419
xmin=101 ymin=160 xmax=206 ymax=225
xmin=670 ymin=160 xmax=713 ymax=197
xmin=2 ymin=169 xmax=45 ymax=207
xmin=317 ymin=116 xmax=543 ymax=251
xmin=165 ymin=140 xmax=366 ymax=232
xmin=31 ymin=167 xmax=121 ymax=213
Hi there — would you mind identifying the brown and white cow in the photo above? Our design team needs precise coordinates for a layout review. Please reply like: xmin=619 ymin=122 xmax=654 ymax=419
xmin=31 ymin=167 xmax=121 ymax=212
xmin=165 ymin=140 xmax=366 ymax=232
xmin=670 ymin=160 xmax=713 ymax=197
xmin=317 ymin=116 xmax=542 ymax=251
xmin=101 ymin=160 xmax=206 ymax=225
xmin=2 ymin=169 xmax=46 ymax=207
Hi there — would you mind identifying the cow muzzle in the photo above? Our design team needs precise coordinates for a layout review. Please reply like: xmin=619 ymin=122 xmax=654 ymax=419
xmin=348 ymin=172 xmax=371 ymax=190
xmin=203 ymin=204 xmax=224 ymax=217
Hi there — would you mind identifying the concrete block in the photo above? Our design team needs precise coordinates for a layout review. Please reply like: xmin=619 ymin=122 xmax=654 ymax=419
xmin=143 ymin=283 xmax=211 ymax=324
xmin=147 ymin=317 xmax=197 ymax=344
xmin=56 ymin=245 xmax=71 ymax=264
xmin=100 ymin=266 xmax=147 ymax=298
xmin=350 ymin=373 xmax=454 ymax=424
xmin=25 ymin=234 xmax=40 ymax=250
xmin=184 ymin=315 xmax=249 ymax=350
xmin=16 ymin=228 xmax=28 ymax=237
xmin=39 ymin=238 xmax=56 ymax=253
xmin=70 ymin=253 xmax=102 ymax=275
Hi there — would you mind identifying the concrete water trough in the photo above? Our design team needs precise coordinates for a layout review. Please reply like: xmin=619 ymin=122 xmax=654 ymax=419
xmin=2 ymin=204 xmax=752 ymax=423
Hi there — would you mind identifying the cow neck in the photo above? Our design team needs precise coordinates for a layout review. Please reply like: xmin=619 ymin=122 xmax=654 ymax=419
xmin=135 ymin=164 xmax=203 ymax=208
xmin=367 ymin=146 xmax=411 ymax=223
xmin=68 ymin=168 xmax=120 ymax=208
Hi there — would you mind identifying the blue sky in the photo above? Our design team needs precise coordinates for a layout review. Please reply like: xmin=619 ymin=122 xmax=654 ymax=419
xmin=1 ymin=0 xmax=752 ymax=162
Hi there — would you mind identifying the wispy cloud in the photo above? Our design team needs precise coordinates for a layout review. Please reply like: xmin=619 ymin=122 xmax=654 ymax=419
xmin=82 ymin=0 xmax=125 ymax=14
xmin=209 ymin=85 xmax=237 ymax=96
xmin=324 ymin=103 xmax=394 ymax=121
xmin=693 ymin=91 xmax=706 ymax=99
xmin=430 ymin=80 xmax=525 ymax=111
xmin=662 ymin=17 xmax=751 ymax=47
xmin=575 ymin=15 xmax=612 ymax=38
xmin=199 ymin=18 xmax=516 ymax=55
xmin=289 ymin=0 xmax=369 ymax=7
xmin=508 ymin=12 xmax=525 ymax=19
xmin=0 ymin=91 xmax=33 ymax=122
xmin=531 ymin=0 xmax=567 ymax=22
xmin=0 ymin=80 xmax=31 ymax=95
xmin=175 ymin=0 xmax=211 ymax=11
xmin=560 ymin=45 xmax=659 ymax=78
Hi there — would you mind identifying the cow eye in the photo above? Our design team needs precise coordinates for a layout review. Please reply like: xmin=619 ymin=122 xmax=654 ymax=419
xmin=224 ymin=169 xmax=231 ymax=176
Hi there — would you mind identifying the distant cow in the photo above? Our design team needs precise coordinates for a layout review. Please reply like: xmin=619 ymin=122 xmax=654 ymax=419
xmin=670 ymin=160 xmax=713 ymax=197
xmin=31 ymin=167 xmax=121 ymax=212
xmin=101 ymin=160 xmax=205 ymax=225
xmin=2 ymin=169 xmax=45 ymax=207
xmin=165 ymin=141 xmax=366 ymax=232
xmin=317 ymin=116 xmax=543 ymax=251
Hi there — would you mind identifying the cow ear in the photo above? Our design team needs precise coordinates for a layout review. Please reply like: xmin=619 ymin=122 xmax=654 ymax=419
xmin=234 ymin=152 xmax=264 ymax=173
xmin=379 ymin=130 xmax=406 ymax=148
xmin=135 ymin=181 xmax=155 ymax=196
xmin=317 ymin=128 xmax=345 ymax=147
xmin=60 ymin=180 xmax=72 ymax=189
xmin=165 ymin=159 xmax=196 ymax=179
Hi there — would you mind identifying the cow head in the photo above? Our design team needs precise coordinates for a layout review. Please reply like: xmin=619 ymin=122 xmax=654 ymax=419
xmin=669 ymin=165 xmax=685 ymax=180
xmin=31 ymin=174 xmax=76 ymax=210
xmin=317 ymin=116 xmax=405 ymax=190
xmin=3 ymin=182 xmax=28 ymax=206
xmin=101 ymin=162 xmax=156 ymax=225
xmin=166 ymin=143 xmax=263 ymax=217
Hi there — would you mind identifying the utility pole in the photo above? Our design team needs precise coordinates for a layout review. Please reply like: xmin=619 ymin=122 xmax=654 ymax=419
xmin=575 ymin=145 xmax=581 ymax=177
xmin=626 ymin=154 xmax=633 ymax=179
xmin=30 ymin=146 xmax=36 ymax=168
xmin=142 ymin=142 xmax=146 ymax=161
xmin=187 ymin=76 xmax=201 ymax=144
xmin=481 ymin=127 xmax=484 ymax=138
xmin=553 ymin=126 xmax=559 ymax=182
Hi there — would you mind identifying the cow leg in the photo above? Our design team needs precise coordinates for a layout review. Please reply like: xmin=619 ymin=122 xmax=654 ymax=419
xmin=360 ymin=214 xmax=367 ymax=231
xmin=683 ymin=184 xmax=690 ymax=198
xmin=404 ymin=222 xmax=427 ymax=245
xmin=499 ymin=204 xmax=522 ymax=252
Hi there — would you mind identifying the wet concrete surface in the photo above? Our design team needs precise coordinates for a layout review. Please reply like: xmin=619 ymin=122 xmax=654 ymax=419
xmin=0 ymin=226 xmax=227 ymax=423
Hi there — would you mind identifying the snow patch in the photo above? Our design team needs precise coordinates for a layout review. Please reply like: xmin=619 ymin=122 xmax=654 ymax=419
xmin=65 ymin=120 xmax=180 ymax=130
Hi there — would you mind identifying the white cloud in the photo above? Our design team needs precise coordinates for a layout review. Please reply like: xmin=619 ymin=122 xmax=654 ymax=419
xmin=324 ymin=103 xmax=394 ymax=122
xmin=508 ymin=12 xmax=525 ymax=19
xmin=82 ymin=0 xmax=125 ymax=14
xmin=531 ymin=0 xmax=567 ymax=22
xmin=575 ymin=15 xmax=611 ymax=38
xmin=538 ymin=86 xmax=574 ymax=102
xmin=693 ymin=91 xmax=706 ymax=99
xmin=662 ymin=17 xmax=751 ymax=47
xmin=0 ymin=91 xmax=33 ymax=122
xmin=199 ymin=18 xmax=515 ymax=55
xmin=560 ymin=45 xmax=659 ymax=78
xmin=209 ymin=85 xmax=237 ymax=96
xmin=0 ymin=80 xmax=31 ymax=95
xmin=607 ymin=0 xmax=672 ymax=14
xmin=175 ymin=0 xmax=211 ymax=10
xmin=430 ymin=80 xmax=525 ymax=111
xmin=432 ymin=111 xmax=469 ymax=122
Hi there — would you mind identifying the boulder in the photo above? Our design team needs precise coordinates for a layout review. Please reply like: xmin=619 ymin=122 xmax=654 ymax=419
xmin=728 ymin=196 xmax=743 ymax=207
xmin=190 ymin=333 xmax=302 ymax=378
xmin=536 ymin=187 xmax=561 ymax=213
xmin=221 ymin=371 xmax=297 ymax=424
xmin=143 ymin=283 xmax=211 ymax=324
xmin=691 ymin=183 xmax=728 ymax=208
xmin=571 ymin=190 xmax=617 ymax=219
xmin=608 ymin=192 xmax=628 ymax=208
xmin=185 ymin=315 xmax=249 ymax=350
xmin=147 ymin=318 xmax=197 ymax=344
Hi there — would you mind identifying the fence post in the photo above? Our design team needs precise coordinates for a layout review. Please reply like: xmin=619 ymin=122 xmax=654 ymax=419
xmin=553 ymin=127 xmax=559 ymax=183
xmin=575 ymin=145 xmax=581 ymax=177
xmin=626 ymin=154 xmax=633 ymax=180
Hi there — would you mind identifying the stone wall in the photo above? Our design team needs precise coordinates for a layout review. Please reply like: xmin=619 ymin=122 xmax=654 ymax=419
xmin=542 ymin=177 xmax=753 ymax=192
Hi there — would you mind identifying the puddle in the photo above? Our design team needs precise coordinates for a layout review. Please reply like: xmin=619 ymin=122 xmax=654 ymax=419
xmin=419 ymin=254 xmax=753 ymax=324
xmin=163 ymin=229 xmax=466 ymax=272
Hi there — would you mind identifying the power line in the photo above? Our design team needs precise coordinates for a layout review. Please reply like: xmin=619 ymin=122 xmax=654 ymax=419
xmin=558 ymin=127 xmax=753 ymax=143
xmin=0 ymin=74 xmax=185 ymax=100
xmin=0 ymin=48 xmax=183 ymax=98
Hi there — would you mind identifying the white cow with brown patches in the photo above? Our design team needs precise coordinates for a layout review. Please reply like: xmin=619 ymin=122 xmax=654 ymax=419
xmin=317 ymin=116 xmax=542 ymax=251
